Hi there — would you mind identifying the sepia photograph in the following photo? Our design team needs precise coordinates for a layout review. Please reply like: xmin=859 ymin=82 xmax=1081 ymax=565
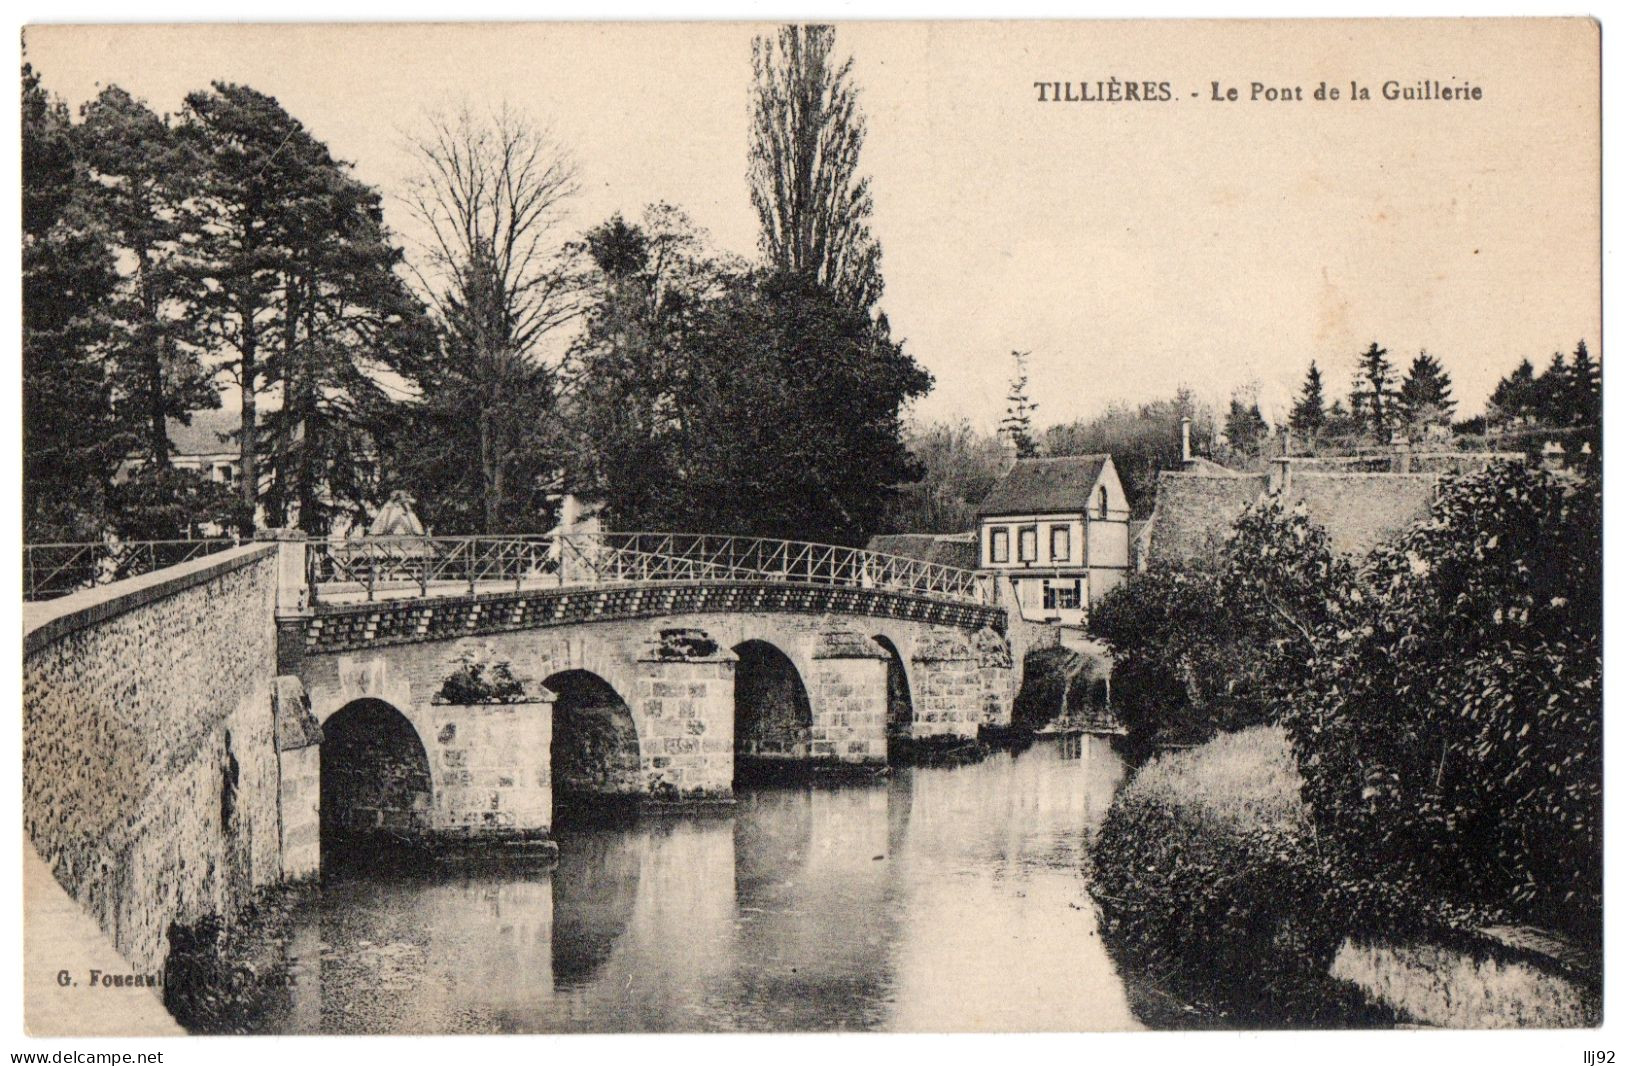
xmin=13 ymin=14 xmax=1605 ymax=1044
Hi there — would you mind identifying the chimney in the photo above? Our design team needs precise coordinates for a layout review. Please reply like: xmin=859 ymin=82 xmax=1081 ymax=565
xmin=1180 ymin=417 xmax=1192 ymax=464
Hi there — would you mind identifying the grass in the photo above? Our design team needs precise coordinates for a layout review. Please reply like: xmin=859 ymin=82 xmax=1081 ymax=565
xmin=1122 ymin=725 xmax=1310 ymax=833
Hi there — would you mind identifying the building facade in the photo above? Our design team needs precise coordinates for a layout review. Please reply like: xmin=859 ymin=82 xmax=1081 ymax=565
xmin=974 ymin=455 xmax=1132 ymax=626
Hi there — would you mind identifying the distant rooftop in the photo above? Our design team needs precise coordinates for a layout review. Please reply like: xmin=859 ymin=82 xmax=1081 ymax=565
xmin=165 ymin=410 xmax=239 ymax=457
xmin=866 ymin=533 xmax=979 ymax=571
xmin=976 ymin=455 xmax=1111 ymax=517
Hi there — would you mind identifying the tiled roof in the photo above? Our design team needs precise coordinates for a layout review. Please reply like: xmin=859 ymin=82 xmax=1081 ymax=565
xmin=166 ymin=409 xmax=239 ymax=457
xmin=976 ymin=455 xmax=1110 ymax=516
xmin=866 ymin=533 xmax=979 ymax=571
xmin=1283 ymin=473 xmax=1438 ymax=557
xmin=1144 ymin=471 xmax=1270 ymax=568
xmin=1146 ymin=467 xmax=1444 ymax=567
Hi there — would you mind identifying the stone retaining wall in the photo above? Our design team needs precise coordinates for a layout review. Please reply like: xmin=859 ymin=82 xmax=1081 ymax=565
xmin=23 ymin=545 xmax=283 ymax=973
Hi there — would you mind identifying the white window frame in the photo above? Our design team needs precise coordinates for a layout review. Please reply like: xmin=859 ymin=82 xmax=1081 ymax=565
xmin=1017 ymin=525 xmax=1038 ymax=563
xmin=990 ymin=527 xmax=1010 ymax=564
xmin=1050 ymin=524 xmax=1070 ymax=562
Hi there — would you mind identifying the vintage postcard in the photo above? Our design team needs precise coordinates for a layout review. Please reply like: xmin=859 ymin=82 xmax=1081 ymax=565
xmin=16 ymin=17 xmax=1602 ymax=1041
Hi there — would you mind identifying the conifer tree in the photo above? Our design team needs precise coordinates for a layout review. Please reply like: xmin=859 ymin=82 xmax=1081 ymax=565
xmin=1288 ymin=361 xmax=1326 ymax=438
xmin=1000 ymin=349 xmax=1040 ymax=459
xmin=1352 ymin=341 xmax=1396 ymax=437
xmin=1397 ymin=350 xmax=1456 ymax=431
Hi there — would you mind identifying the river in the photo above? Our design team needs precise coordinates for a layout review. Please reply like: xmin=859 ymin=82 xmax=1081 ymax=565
xmin=240 ymin=734 xmax=1145 ymax=1033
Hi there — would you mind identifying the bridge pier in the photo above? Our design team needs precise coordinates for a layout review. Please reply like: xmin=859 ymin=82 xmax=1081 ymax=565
xmin=908 ymin=631 xmax=989 ymax=741
xmin=423 ymin=691 xmax=556 ymax=849
xmin=807 ymin=629 xmax=890 ymax=768
xmin=632 ymin=629 xmax=736 ymax=802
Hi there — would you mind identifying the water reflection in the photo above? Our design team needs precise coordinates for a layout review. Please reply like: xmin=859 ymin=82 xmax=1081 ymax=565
xmin=252 ymin=736 xmax=1140 ymax=1033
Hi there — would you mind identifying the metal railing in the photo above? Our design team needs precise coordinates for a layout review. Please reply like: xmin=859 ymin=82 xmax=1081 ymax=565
xmin=306 ymin=532 xmax=989 ymax=606
xmin=23 ymin=538 xmax=240 ymax=602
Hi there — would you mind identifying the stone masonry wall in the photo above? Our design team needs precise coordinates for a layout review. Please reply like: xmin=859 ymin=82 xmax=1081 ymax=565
xmin=23 ymin=546 xmax=282 ymax=972
xmin=808 ymin=631 xmax=888 ymax=763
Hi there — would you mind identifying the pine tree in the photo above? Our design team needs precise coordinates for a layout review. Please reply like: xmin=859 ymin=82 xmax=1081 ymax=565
xmin=1000 ymin=349 xmax=1040 ymax=459
xmin=182 ymin=82 xmax=423 ymax=533
xmin=1288 ymin=361 xmax=1326 ymax=438
xmin=1224 ymin=396 xmax=1269 ymax=454
xmin=1488 ymin=358 xmax=1539 ymax=426
xmin=1534 ymin=350 xmax=1573 ymax=427
xmin=1397 ymin=350 xmax=1456 ymax=432
xmin=76 ymin=85 xmax=219 ymax=470
xmin=1352 ymin=341 xmax=1396 ymax=438
xmin=1569 ymin=339 xmax=1601 ymax=426
xmin=22 ymin=61 xmax=128 ymax=541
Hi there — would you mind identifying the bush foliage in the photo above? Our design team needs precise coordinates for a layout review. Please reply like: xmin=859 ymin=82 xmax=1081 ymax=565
xmin=1091 ymin=462 xmax=1601 ymax=940
xmin=1091 ymin=727 xmax=1394 ymax=1026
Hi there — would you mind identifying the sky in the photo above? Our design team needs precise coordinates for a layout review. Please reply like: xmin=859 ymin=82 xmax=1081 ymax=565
xmin=24 ymin=19 xmax=1601 ymax=431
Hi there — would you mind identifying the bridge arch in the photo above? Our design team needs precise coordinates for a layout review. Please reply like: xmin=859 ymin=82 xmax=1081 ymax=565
xmin=871 ymin=634 xmax=914 ymax=738
xmin=320 ymin=697 xmax=434 ymax=855
xmin=545 ymin=669 xmax=643 ymax=813
xmin=732 ymin=638 xmax=814 ymax=779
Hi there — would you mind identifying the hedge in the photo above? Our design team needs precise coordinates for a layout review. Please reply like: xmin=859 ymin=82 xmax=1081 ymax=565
xmin=1089 ymin=727 xmax=1393 ymax=1027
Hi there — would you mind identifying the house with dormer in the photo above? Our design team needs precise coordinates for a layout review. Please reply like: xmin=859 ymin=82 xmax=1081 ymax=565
xmin=974 ymin=454 xmax=1132 ymax=625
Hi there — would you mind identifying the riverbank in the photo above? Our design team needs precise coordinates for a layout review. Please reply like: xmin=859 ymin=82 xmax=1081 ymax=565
xmin=1088 ymin=726 xmax=1599 ymax=1028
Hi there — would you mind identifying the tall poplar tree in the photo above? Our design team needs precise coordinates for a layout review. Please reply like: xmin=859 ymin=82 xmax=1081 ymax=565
xmin=747 ymin=24 xmax=882 ymax=312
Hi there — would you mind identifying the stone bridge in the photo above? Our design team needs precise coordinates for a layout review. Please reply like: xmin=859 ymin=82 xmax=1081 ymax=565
xmin=287 ymin=533 xmax=1016 ymax=852
xmin=23 ymin=531 xmax=1021 ymax=987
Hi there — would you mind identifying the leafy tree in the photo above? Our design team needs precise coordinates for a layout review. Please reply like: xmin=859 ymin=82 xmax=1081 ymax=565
xmin=77 ymin=86 xmax=220 ymax=470
xmin=1350 ymin=341 xmax=1395 ymax=438
xmin=1043 ymin=389 xmax=1217 ymax=518
xmin=22 ymin=61 xmax=128 ymax=542
xmin=878 ymin=418 xmax=1009 ymax=534
xmin=675 ymin=269 xmax=932 ymax=544
xmin=1396 ymin=350 xmax=1456 ymax=434
xmin=1223 ymin=396 xmax=1269 ymax=455
xmin=748 ymin=24 xmax=882 ymax=312
xmin=395 ymin=103 xmax=579 ymax=533
xmin=1090 ymin=501 xmax=1354 ymax=750
xmin=109 ymin=465 xmax=247 ymax=540
xmin=562 ymin=204 xmax=737 ymax=530
xmin=1288 ymin=361 xmax=1326 ymax=440
xmin=1284 ymin=463 xmax=1600 ymax=939
xmin=1000 ymin=349 xmax=1040 ymax=459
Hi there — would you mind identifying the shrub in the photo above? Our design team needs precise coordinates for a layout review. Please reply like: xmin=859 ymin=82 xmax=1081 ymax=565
xmin=1090 ymin=727 xmax=1393 ymax=1026
xmin=436 ymin=649 xmax=527 ymax=704
xmin=1284 ymin=463 xmax=1601 ymax=941
xmin=1090 ymin=501 xmax=1351 ymax=749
